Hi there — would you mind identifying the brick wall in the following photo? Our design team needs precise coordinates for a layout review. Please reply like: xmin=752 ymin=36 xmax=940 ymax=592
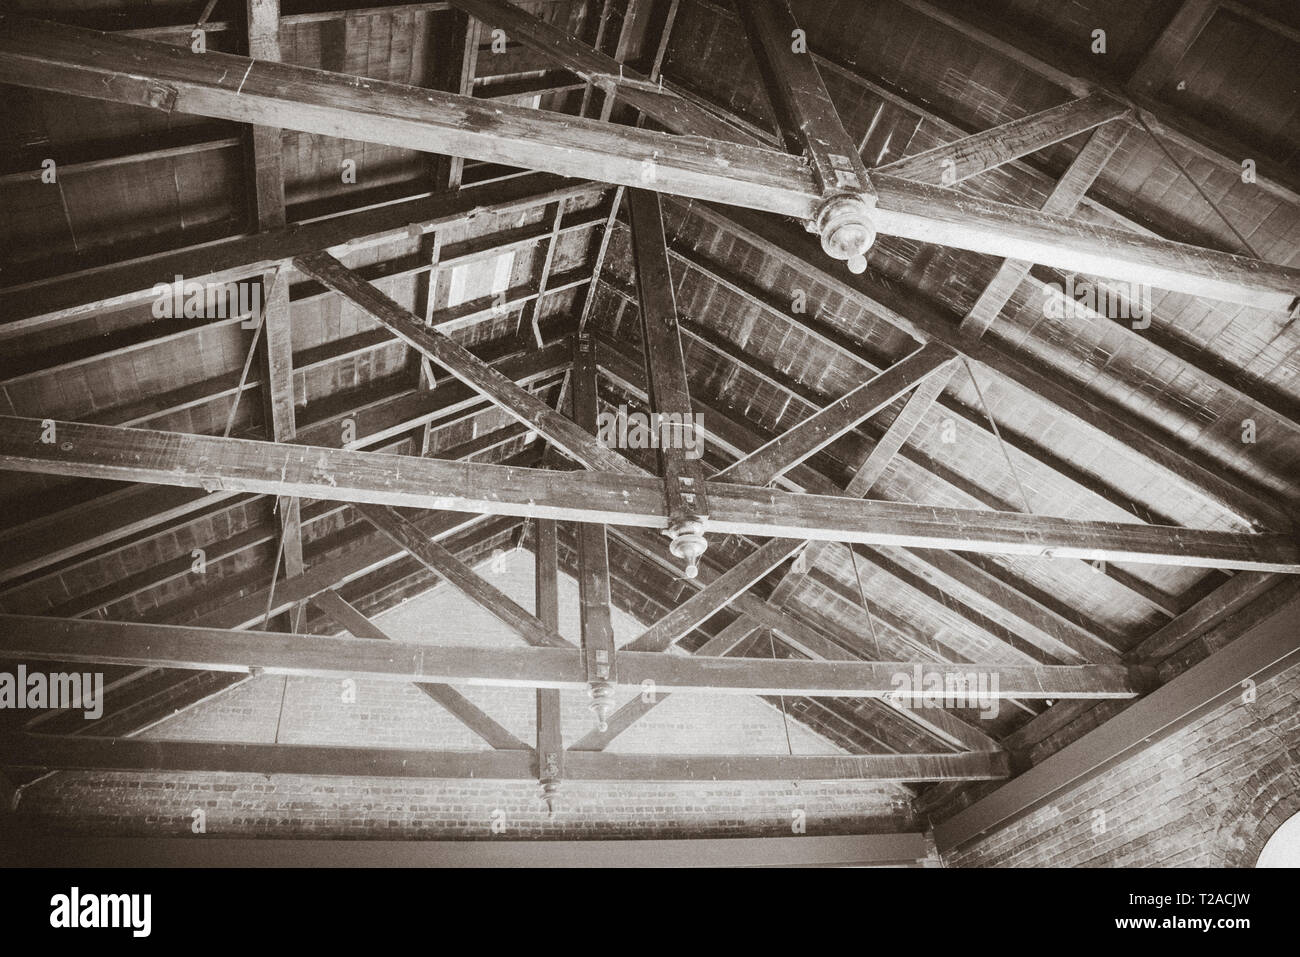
xmin=9 ymin=555 xmax=916 ymax=840
xmin=944 ymin=661 xmax=1300 ymax=867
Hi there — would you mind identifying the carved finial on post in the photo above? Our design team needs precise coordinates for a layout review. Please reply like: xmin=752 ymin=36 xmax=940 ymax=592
xmin=665 ymin=517 xmax=708 ymax=579
xmin=587 ymin=679 xmax=616 ymax=732
xmin=540 ymin=779 xmax=560 ymax=817
xmin=539 ymin=751 xmax=561 ymax=816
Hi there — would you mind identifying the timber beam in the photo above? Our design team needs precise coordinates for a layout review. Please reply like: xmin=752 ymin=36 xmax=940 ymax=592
xmin=0 ymin=735 xmax=1012 ymax=783
xmin=735 ymin=0 xmax=878 ymax=272
xmin=569 ymin=337 xmax=619 ymax=727
xmin=0 ymin=336 xmax=571 ymax=587
xmin=1 ymin=416 xmax=1297 ymax=572
xmin=894 ymin=0 xmax=1300 ymax=205
xmin=534 ymin=518 xmax=564 ymax=810
xmin=875 ymin=91 xmax=1131 ymax=186
xmin=959 ymin=121 xmax=1132 ymax=338
xmin=0 ymin=615 xmax=1144 ymax=699
xmin=256 ymin=266 xmax=307 ymax=633
xmin=2 ymin=16 xmax=1296 ymax=308
xmin=443 ymin=3 xmax=1296 ymax=307
xmin=622 ymin=536 xmax=807 ymax=654
xmin=0 ymin=17 xmax=818 ymax=218
xmin=769 ymin=368 xmax=956 ymax=604
xmin=626 ymin=189 xmax=711 ymax=576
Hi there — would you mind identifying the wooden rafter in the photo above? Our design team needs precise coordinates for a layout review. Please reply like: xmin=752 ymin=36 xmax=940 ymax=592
xmin=604 ymin=523 xmax=1030 ymax=754
xmin=1127 ymin=0 xmax=1220 ymax=96
xmin=445 ymin=0 xmax=744 ymax=142
xmin=892 ymin=0 xmax=1300 ymax=205
xmin=623 ymin=537 xmax=806 ymax=653
xmin=244 ymin=0 xmax=287 ymax=229
xmin=616 ymin=338 xmax=956 ymax=656
xmin=922 ymin=569 xmax=1300 ymax=821
xmin=576 ymin=0 xmax=676 ymax=330
xmin=0 ymin=18 xmax=818 ymax=214
xmin=458 ymin=2 xmax=1295 ymax=306
xmin=597 ymin=231 xmax=1184 ymax=615
xmin=596 ymin=0 xmax=657 ymax=124
xmin=595 ymin=336 xmax=1144 ymax=666
xmin=595 ymin=333 xmax=1022 ymax=748
xmin=1124 ymin=571 xmax=1281 ymax=663
xmin=582 ymin=13 xmax=1300 ymax=516
xmin=169 ymin=0 xmax=1291 ymax=557
xmin=868 ymin=174 xmax=1295 ymax=310
xmin=231 ymin=4 xmax=305 ymax=631
xmin=570 ymin=617 xmax=761 ymax=752
xmin=10 ymin=506 xmax=502 ymax=751
xmin=435 ymin=9 xmax=480 ymax=191
xmin=525 ymin=202 xmax=566 ymax=347
xmin=0 ymin=0 xmax=1294 ymax=806
xmin=256 ymin=268 xmax=307 ymax=632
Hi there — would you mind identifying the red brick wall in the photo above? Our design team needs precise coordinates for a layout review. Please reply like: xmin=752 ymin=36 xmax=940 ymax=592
xmin=9 ymin=557 xmax=917 ymax=840
xmin=944 ymin=661 xmax=1300 ymax=867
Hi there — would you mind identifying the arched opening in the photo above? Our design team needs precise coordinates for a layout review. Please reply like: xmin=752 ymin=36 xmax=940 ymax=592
xmin=1256 ymin=811 xmax=1300 ymax=868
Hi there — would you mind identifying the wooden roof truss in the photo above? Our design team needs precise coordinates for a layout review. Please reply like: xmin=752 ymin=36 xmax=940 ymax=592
xmin=0 ymin=0 xmax=1297 ymax=816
